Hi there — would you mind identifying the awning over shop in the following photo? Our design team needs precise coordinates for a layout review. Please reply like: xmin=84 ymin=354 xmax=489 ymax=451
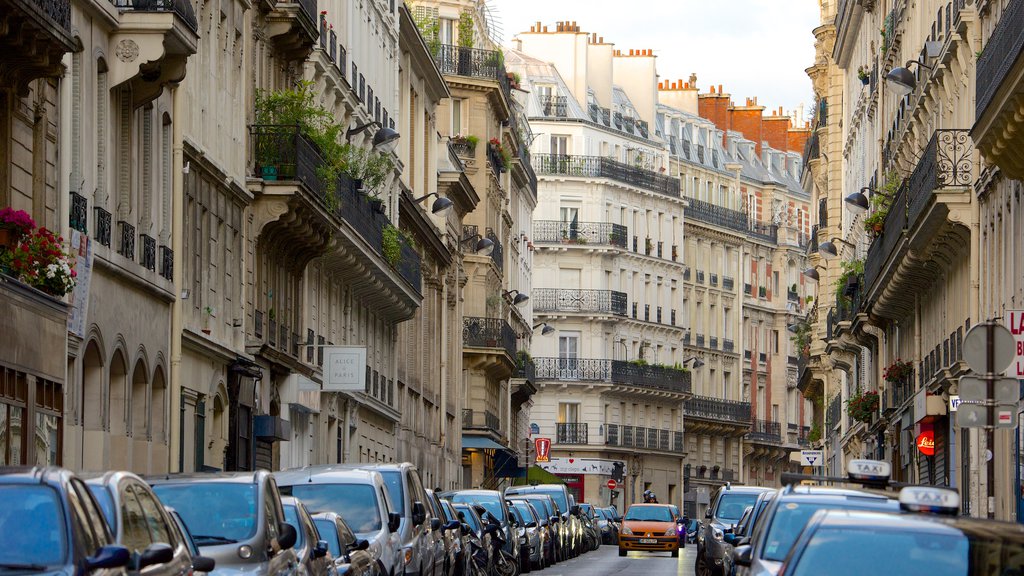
xmin=511 ymin=465 xmax=566 ymax=486
xmin=461 ymin=436 xmax=508 ymax=450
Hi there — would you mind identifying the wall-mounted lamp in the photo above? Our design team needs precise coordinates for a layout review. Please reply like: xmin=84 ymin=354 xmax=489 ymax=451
xmin=885 ymin=59 xmax=934 ymax=96
xmin=412 ymin=192 xmax=453 ymax=216
xmin=682 ymin=355 xmax=705 ymax=370
xmin=462 ymin=232 xmax=494 ymax=256
xmin=844 ymin=186 xmax=894 ymax=213
xmin=533 ymin=322 xmax=555 ymax=336
xmin=818 ymin=237 xmax=857 ymax=260
xmin=346 ymin=120 xmax=400 ymax=154
xmin=802 ymin=264 xmax=826 ymax=282
xmin=504 ymin=290 xmax=529 ymax=306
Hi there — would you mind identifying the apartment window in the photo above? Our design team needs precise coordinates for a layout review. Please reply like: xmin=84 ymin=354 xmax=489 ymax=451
xmin=557 ymin=403 xmax=579 ymax=423
xmin=560 ymin=207 xmax=579 ymax=225
xmin=439 ymin=18 xmax=454 ymax=44
xmin=550 ymin=135 xmax=568 ymax=156
xmin=773 ymin=330 xmax=779 ymax=354
xmin=536 ymin=85 xmax=553 ymax=99
xmin=451 ymin=99 xmax=464 ymax=135
xmin=559 ymin=334 xmax=580 ymax=360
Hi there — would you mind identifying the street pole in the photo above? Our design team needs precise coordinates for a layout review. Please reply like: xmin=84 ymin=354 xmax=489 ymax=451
xmin=987 ymin=323 xmax=996 ymax=519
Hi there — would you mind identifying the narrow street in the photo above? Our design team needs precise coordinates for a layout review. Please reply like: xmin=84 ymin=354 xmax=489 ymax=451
xmin=545 ymin=546 xmax=696 ymax=576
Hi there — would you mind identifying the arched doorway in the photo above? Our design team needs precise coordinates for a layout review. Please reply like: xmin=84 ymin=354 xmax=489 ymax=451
xmin=131 ymin=359 xmax=148 ymax=472
xmin=151 ymin=367 xmax=168 ymax=472
xmin=83 ymin=341 xmax=104 ymax=432
xmin=108 ymin=349 xmax=128 ymax=469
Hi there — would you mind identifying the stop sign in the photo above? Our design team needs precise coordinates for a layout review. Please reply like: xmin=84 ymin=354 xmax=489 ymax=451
xmin=607 ymin=479 xmax=617 ymax=490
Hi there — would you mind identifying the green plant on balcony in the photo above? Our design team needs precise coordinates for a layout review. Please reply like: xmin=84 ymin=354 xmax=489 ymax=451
xmin=883 ymin=359 xmax=914 ymax=383
xmin=863 ymin=172 xmax=900 ymax=238
xmin=857 ymin=66 xmax=869 ymax=85
xmin=790 ymin=317 xmax=812 ymax=358
xmin=834 ymin=258 xmax=864 ymax=305
xmin=846 ymin=389 xmax=879 ymax=423
xmin=808 ymin=422 xmax=822 ymax=443
xmin=452 ymin=134 xmax=479 ymax=151
xmin=457 ymin=10 xmax=474 ymax=48
xmin=629 ymin=358 xmax=648 ymax=367
xmin=381 ymin=224 xmax=401 ymax=266
xmin=413 ymin=10 xmax=440 ymax=55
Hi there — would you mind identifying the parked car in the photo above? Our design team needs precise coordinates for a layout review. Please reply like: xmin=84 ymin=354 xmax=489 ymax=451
xmin=617 ymin=503 xmax=680 ymax=558
xmin=451 ymin=503 xmax=492 ymax=576
xmin=424 ymin=489 xmax=458 ymax=576
xmin=595 ymin=507 xmax=619 ymax=545
xmin=83 ymin=471 xmax=194 ymax=576
xmin=507 ymin=499 xmax=542 ymax=572
xmin=695 ymin=484 xmax=774 ymax=576
xmin=0 ymin=466 xmax=131 ymax=576
xmin=504 ymin=484 xmax=577 ymax=560
xmin=577 ymin=503 xmax=601 ymax=551
xmin=311 ymin=512 xmax=376 ymax=576
xmin=507 ymin=494 xmax=560 ymax=566
xmin=722 ymin=491 xmax=775 ymax=576
xmin=165 ymin=507 xmax=216 ymax=575
xmin=149 ymin=471 xmax=299 ymax=576
xmin=438 ymin=500 xmax=471 ymax=576
xmin=325 ymin=463 xmax=436 ymax=576
xmin=441 ymin=489 xmax=519 ymax=570
xmin=282 ymin=497 xmax=334 ymax=576
xmin=275 ymin=467 xmax=401 ymax=576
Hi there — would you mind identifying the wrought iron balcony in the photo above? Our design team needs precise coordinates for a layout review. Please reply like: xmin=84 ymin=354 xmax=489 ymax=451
xmin=532 ymin=220 xmax=628 ymax=248
xmin=159 ymin=246 xmax=173 ymax=280
xmin=433 ymin=44 xmax=511 ymax=103
xmin=683 ymin=395 xmax=751 ymax=423
xmin=118 ymin=221 xmax=136 ymax=260
xmin=556 ymin=423 xmax=588 ymax=444
xmin=723 ymin=277 xmax=734 ymax=291
xmin=797 ymin=426 xmax=812 ymax=447
xmin=696 ymin=334 xmax=705 ymax=347
xmin=976 ymin=0 xmax=1017 ymax=123
xmin=539 ymin=95 xmax=568 ymax=117
xmin=463 ymin=409 xmax=501 ymax=433
xmin=112 ymin=0 xmax=198 ymax=32
xmin=685 ymin=196 xmax=748 ymax=234
xmin=533 ymin=288 xmax=627 ymax=315
xmin=534 ymin=357 xmax=691 ymax=394
xmin=533 ymin=154 xmax=680 ymax=198
xmin=723 ymin=339 xmax=734 ymax=352
xmin=94 ymin=207 xmax=112 ymax=247
xmin=140 ymin=234 xmax=156 ymax=271
xmin=709 ymin=336 xmax=718 ymax=349
xmin=515 ymin=357 xmax=536 ymax=382
xmin=818 ymin=198 xmax=828 ymax=229
xmin=605 ymin=423 xmax=683 ymax=452
xmin=69 ymin=192 xmax=88 ymax=234
xmin=463 ymin=316 xmax=516 ymax=359
xmin=788 ymin=289 xmax=799 ymax=302
xmin=749 ymin=221 xmax=779 ymax=244
xmin=710 ymin=273 xmax=718 ymax=287
xmin=696 ymin=271 xmax=705 ymax=284
xmin=748 ymin=419 xmax=782 ymax=444
xmin=487 ymin=143 xmax=505 ymax=178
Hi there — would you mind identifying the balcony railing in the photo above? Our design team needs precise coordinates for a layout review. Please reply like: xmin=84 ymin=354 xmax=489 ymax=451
xmin=748 ymin=419 xmax=782 ymax=443
xmin=515 ymin=357 xmax=536 ymax=382
xmin=605 ymin=423 xmax=683 ymax=452
xmin=685 ymin=196 xmax=748 ymax=234
xmin=533 ymin=154 xmax=681 ymax=198
xmin=432 ymin=44 xmax=511 ymax=103
xmin=723 ymin=277 xmax=734 ymax=290
xmin=723 ymin=339 xmax=734 ymax=352
xmin=112 ymin=0 xmax=199 ymax=33
xmin=140 ymin=234 xmax=156 ymax=271
xmin=534 ymin=357 xmax=691 ymax=394
xmin=159 ymin=246 xmax=173 ymax=280
xmin=556 ymin=423 xmax=588 ymax=444
xmin=683 ymin=395 xmax=751 ymax=423
xmin=463 ymin=409 xmax=501 ymax=433
xmin=749 ymin=221 xmax=779 ymax=244
xmin=69 ymin=191 xmax=87 ymax=234
xmin=533 ymin=288 xmax=627 ymax=315
xmin=463 ymin=316 xmax=516 ymax=359
xmin=826 ymin=394 xmax=842 ymax=428
xmin=94 ymin=207 xmax=112 ymax=247
xmin=977 ymin=0 xmax=1021 ymax=120
xmin=539 ymin=95 xmax=568 ymax=117
xmin=532 ymin=220 xmax=627 ymax=248
xmin=118 ymin=221 xmax=136 ymax=260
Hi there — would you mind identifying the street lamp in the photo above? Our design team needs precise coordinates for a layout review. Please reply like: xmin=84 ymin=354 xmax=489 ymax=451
xmin=412 ymin=192 xmax=454 ymax=216
xmin=682 ymin=356 xmax=705 ymax=370
xmin=346 ymin=121 xmax=401 ymax=154
xmin=533 ymin=322 xmax=555 ymax=335
xmin=818 ymin=237 xmax=857 ymax=260
xmin=802 ymin=265 xmax=826 ymax=282
xmin=462 ymin=232 xmax=494 ymax=256
xmin=885 ymin=59 xmax=934 ymax=97
xmin=504 ymin=290 xmax=529 ymax=306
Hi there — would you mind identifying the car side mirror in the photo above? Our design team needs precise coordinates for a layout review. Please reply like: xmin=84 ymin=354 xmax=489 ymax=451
xmin=347 ymin=539 xmax=370 ymax=552
xmin=443 ymin=520 xmax=460 ymax=531
xmin=192 ymin=556 xmax=216 ymax=572
xmin=412 ymin=501 xmax=427 ymax=526
xmin=723 ymin=533 xmax=737 ymax=545
xmin=137 ymin=543 xmax=174 ymax=569
xmin=550 ymin=516 xmax=560 ymax=524
xmin=735 ymin=545 xmax=753 ymax=567
xmin=388 ymin=512 xmax=402 ymax=533
xmin=277 ymin=522 xmax=298 ymax=551
xmin=313 ymin=540 xmax=330 ymax=559
xmin=526 ymin=521 xmax=537 ymax=528
xmin=86 ymin=545 xmax=131 ymax=570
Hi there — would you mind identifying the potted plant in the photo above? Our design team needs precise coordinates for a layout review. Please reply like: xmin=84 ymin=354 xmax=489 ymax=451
xmin=808 ymin=423 xmax=822 ymax=444
xmin=0 ymin=207 xmax=35 ymax=251
xmin=381 ymin=224 xmax=401 ymax=266
xmin=1 ymin=225 xmax=77 ymax=297
xmin=858 ymin=66 xmax=870 ymax=85
xmin=201 ymin=306 xmax=214 ymax=334
xmin=847 ymin=389 xmax=879 ymax=423
xmin=883 ymin=359 xmax=914 ymax=383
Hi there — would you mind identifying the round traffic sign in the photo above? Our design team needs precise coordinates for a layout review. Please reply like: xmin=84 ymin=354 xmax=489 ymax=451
xmin=606 ymin=479 xmax=617 ymax=490
xmin=963 ymin=322 xmax=1016 ymax=374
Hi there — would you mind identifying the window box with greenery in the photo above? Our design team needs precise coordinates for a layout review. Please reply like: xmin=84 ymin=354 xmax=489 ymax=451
xmin=488 ymin=137 xmax=511 ymax=171
xmin=863 ymin=172 xmax=900 ymax=239
xmin=858 ymin=66 xmax=869 ymax=85
xmin=847 ymin=389 xmax=879 ymax=423
xmin=450 ymin=134 xmax=479 ymax=156
xmin=834 ymin=258 xmax=864 ymax=306
xmin=883 ymin=359 xmax=914 ymax=383
xmin=790 ymin=317 xmax=812 ymax=358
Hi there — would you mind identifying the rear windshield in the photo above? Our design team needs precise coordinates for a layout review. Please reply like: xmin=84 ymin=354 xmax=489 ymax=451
xmin=312 ymin=519 xmax=340 ymax=557
xmin=280 ymin=484 xmax=382 ymax=535
xmin=714 ymin=492 xmax=761 ymax=524
xmin=762 ymin=498 xmax=898 ymax=561
xmin=508 ymin=488 xmax=567 ymax=515
xmin=792 ymin=526 xmax=973 ymax=576
xmin=0 ymin=485 xmax=67 ymax=566
xmin=456 ymin=506 xmax=481 ymax=533
xmin=625 ymin=506 xmax=673 ymax=522
xmin=512 ymin=502 xmax=538 ymax=524
xmin=153 ymin=483 xmax=257 ymax=545
xmin=450 ymin=493 xmax=506 ymax=522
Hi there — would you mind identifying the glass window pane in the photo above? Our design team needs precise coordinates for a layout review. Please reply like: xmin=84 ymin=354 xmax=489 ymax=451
xmin=10 ymin=405 xmax=22 ymax=465
xmin=0 ymin=485 xmax=68 ymax=566
xmin=132 ymin=485 xmax=171 ymax=544
xmin=120 ymin=486 xmax=154 ymax=553
xmin=35 ymin=412 xmax=60 ymax=466
xmin=0 ymin=404 xmax=7 ymax=465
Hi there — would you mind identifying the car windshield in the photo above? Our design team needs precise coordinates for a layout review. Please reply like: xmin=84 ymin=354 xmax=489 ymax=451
xmin=450 ymin=494 xmax=505 ymax=522
xmin=312 ymin=519 xmax=341 ymax=557
xmin=762 ymin=499 xmax=897 ymax=561
xmin=86 ymin=485 xmax=116 ymax=532
xmin=715 ymin=492 xmax=761 ymax=523
xmin=512 ymin=503 xmax=535 ymax=524
xmin=0 ymin=485 xmax=67 ymax=566
xmin=525 ymin=499 xmax=551 ymax=518
xmin=169 ymin=512 xmax=200 ymax=556
xmin=625 ymin=506 xmax=673 ymax=522
xmin=153 ymin=483 xmax=257 ymax=545
xmin=791 ymin=526 xmax=973 ymax=576
xmin=282 ymin=505 xmax=305 ymax=551
xmin=281 ymin=484 xmax=382 ymax=534
xmin=456 ymin=507 xmax=481 ymax=533
xmin=509 ymin=489 xmax=567 ymax=515
xmin=378 ymin=472 xmax=405 ymax=515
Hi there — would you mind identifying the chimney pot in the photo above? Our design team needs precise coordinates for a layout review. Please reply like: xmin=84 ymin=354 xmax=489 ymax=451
xmin=719 ymin=84 xmax=723 ymax=94
xmin=543 ymin=25 xmax=548 ymax=32
xmin=711 ymin=85 xmax=716 ymax=94
xmin=599 ymin=36 xmax=604 ymax=43
xmin=684 ymin=82 xmax=689 ymax=89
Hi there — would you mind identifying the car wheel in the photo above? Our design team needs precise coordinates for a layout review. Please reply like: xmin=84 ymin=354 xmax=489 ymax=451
xmin=695 ymin=551 xmax=716 ymax=576
xmin=618 ymin=548 xmax=627 ymax=557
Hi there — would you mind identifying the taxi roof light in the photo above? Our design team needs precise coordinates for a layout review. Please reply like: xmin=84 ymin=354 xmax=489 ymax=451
xmin=846 ymin=459 xmax=892 ymax=484
xmin=898 ymin=486 xmax=960 ymax=515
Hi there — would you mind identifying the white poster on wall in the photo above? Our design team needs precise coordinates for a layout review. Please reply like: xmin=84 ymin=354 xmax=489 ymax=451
xmin=67 ymin=231 xmax=93 ymax=338
xmin=322 ymin=346 xmax=367 ymax=392
xmin=538 ymin=457 xmax=626 ymax=480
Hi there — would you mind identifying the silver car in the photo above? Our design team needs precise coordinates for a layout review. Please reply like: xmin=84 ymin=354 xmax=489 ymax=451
xmin=276 ymin=467 xmax=402 ymax=576
xmin=508 ymin=500 xmax=542 ymax=572
xmin=282 ymin=497 xmax=334 ymax=576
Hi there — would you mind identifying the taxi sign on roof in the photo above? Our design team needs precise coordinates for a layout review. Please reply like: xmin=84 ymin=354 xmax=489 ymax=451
xmin=898 ymin=486 xmax=960 ymax=515
xmin=847 ymin=459 xmax=891 ymax=483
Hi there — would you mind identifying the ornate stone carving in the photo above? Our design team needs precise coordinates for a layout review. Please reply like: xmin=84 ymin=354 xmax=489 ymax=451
xmin=115 ymin=39 xmax=139 ymax=63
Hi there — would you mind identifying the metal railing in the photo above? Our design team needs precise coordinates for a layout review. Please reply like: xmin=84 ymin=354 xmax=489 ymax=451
xmin=539 ymin=95 xmax=568 ymax=117
xmin=685 ymin=196 xmax=748 ymax=234
xmin=907 ymin=130 xmax=973 ymax=227
xmin=533 ymin=154 xmax=680 ymax=197
xmin=556 ymin=423 xmax=588 ymax=444
xmin=683 ymin=395 xmax=752 ymax=423
xmin=531 ymin=220 xmax=627 ymax=248
xmin=485 ymin=227 xmax=503 ymax=272
xmin=463 ymin=317 xmax=516 ymax=359
xmin=69 ymin=192 xmax=87 ymax=234
xmin=111 ymin=0 xmax=198 ymax=32
xmin=463 ymin=409 xmax=501 ymax=433
xmin=94 ymin=207 xmax=112 ymax=247
xmin=749 ymin=221 xmax=779 ymax=244
xmin=532 ymin=288 xmax=627 ymax=315
xmin=605 ymin=424 xmax=683 ymax=452
xmin=534 ymin=357 xmax=691 ymax=394
xmin=159 ymin=246 xmax=173 ymax=280
xmin=487 ymin=143 xmax=504 ymax=178
xmin=118 ymin=221 xmax=135 ymax=260
xmin=826 ymin=394 xmax=842 ymax=428
xmin=723 ymin=277 xmax=734 ymax=290
xmin=723 ymin=339 xmax=734 ymax=352
xmin=140 ymin=234 xmax=156 ymax=271
xmin=748 ymin=419 xmax=782 ymax=443
xmin=516 ymin=357 xmax=536 ymax=382
xmin=977 ymin=0 xmax=1020 ymax=120
xmin=432 ymin=44 xmax=511 ymax=103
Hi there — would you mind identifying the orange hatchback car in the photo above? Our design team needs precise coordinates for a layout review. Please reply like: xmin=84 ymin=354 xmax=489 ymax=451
xmin=617 ymin=503 xmax=681 ymax=557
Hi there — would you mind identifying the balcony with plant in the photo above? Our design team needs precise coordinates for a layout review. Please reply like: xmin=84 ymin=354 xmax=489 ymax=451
xmin=846 ymin=389 xmax=879 ymax=424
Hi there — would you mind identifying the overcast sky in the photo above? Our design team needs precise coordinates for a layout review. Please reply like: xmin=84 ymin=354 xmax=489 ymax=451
xmin=488 ymin=0 xmax=819 ymax=121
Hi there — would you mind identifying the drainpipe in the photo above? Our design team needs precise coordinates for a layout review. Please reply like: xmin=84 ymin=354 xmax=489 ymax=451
xmin=968 ymin=171 xmax=983 ymax=517
xmin=168 ymin=84 xmax=185 ymax=472
xmin=440 ymin=274 xmax=449 ymax=486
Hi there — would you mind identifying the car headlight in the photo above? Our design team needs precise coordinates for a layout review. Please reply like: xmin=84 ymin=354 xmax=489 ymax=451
xmin=665 ymin=528 xmax=677 ymax=536
xmin=403 ymin=548 xmax=414 ymax=565
xmin=621 ymin=527 xmax=632 ymax=535
xmin=712 ymin=527 xmax=723 ymax=542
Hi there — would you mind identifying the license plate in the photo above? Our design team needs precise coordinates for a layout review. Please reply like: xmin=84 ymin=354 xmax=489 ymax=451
xmin=639 ymin=538 xmax=658 ymax=544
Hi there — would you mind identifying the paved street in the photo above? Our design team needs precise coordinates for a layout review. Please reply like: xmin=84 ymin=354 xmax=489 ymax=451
xmin=546 ymin=545 xmax=695 ymax=576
